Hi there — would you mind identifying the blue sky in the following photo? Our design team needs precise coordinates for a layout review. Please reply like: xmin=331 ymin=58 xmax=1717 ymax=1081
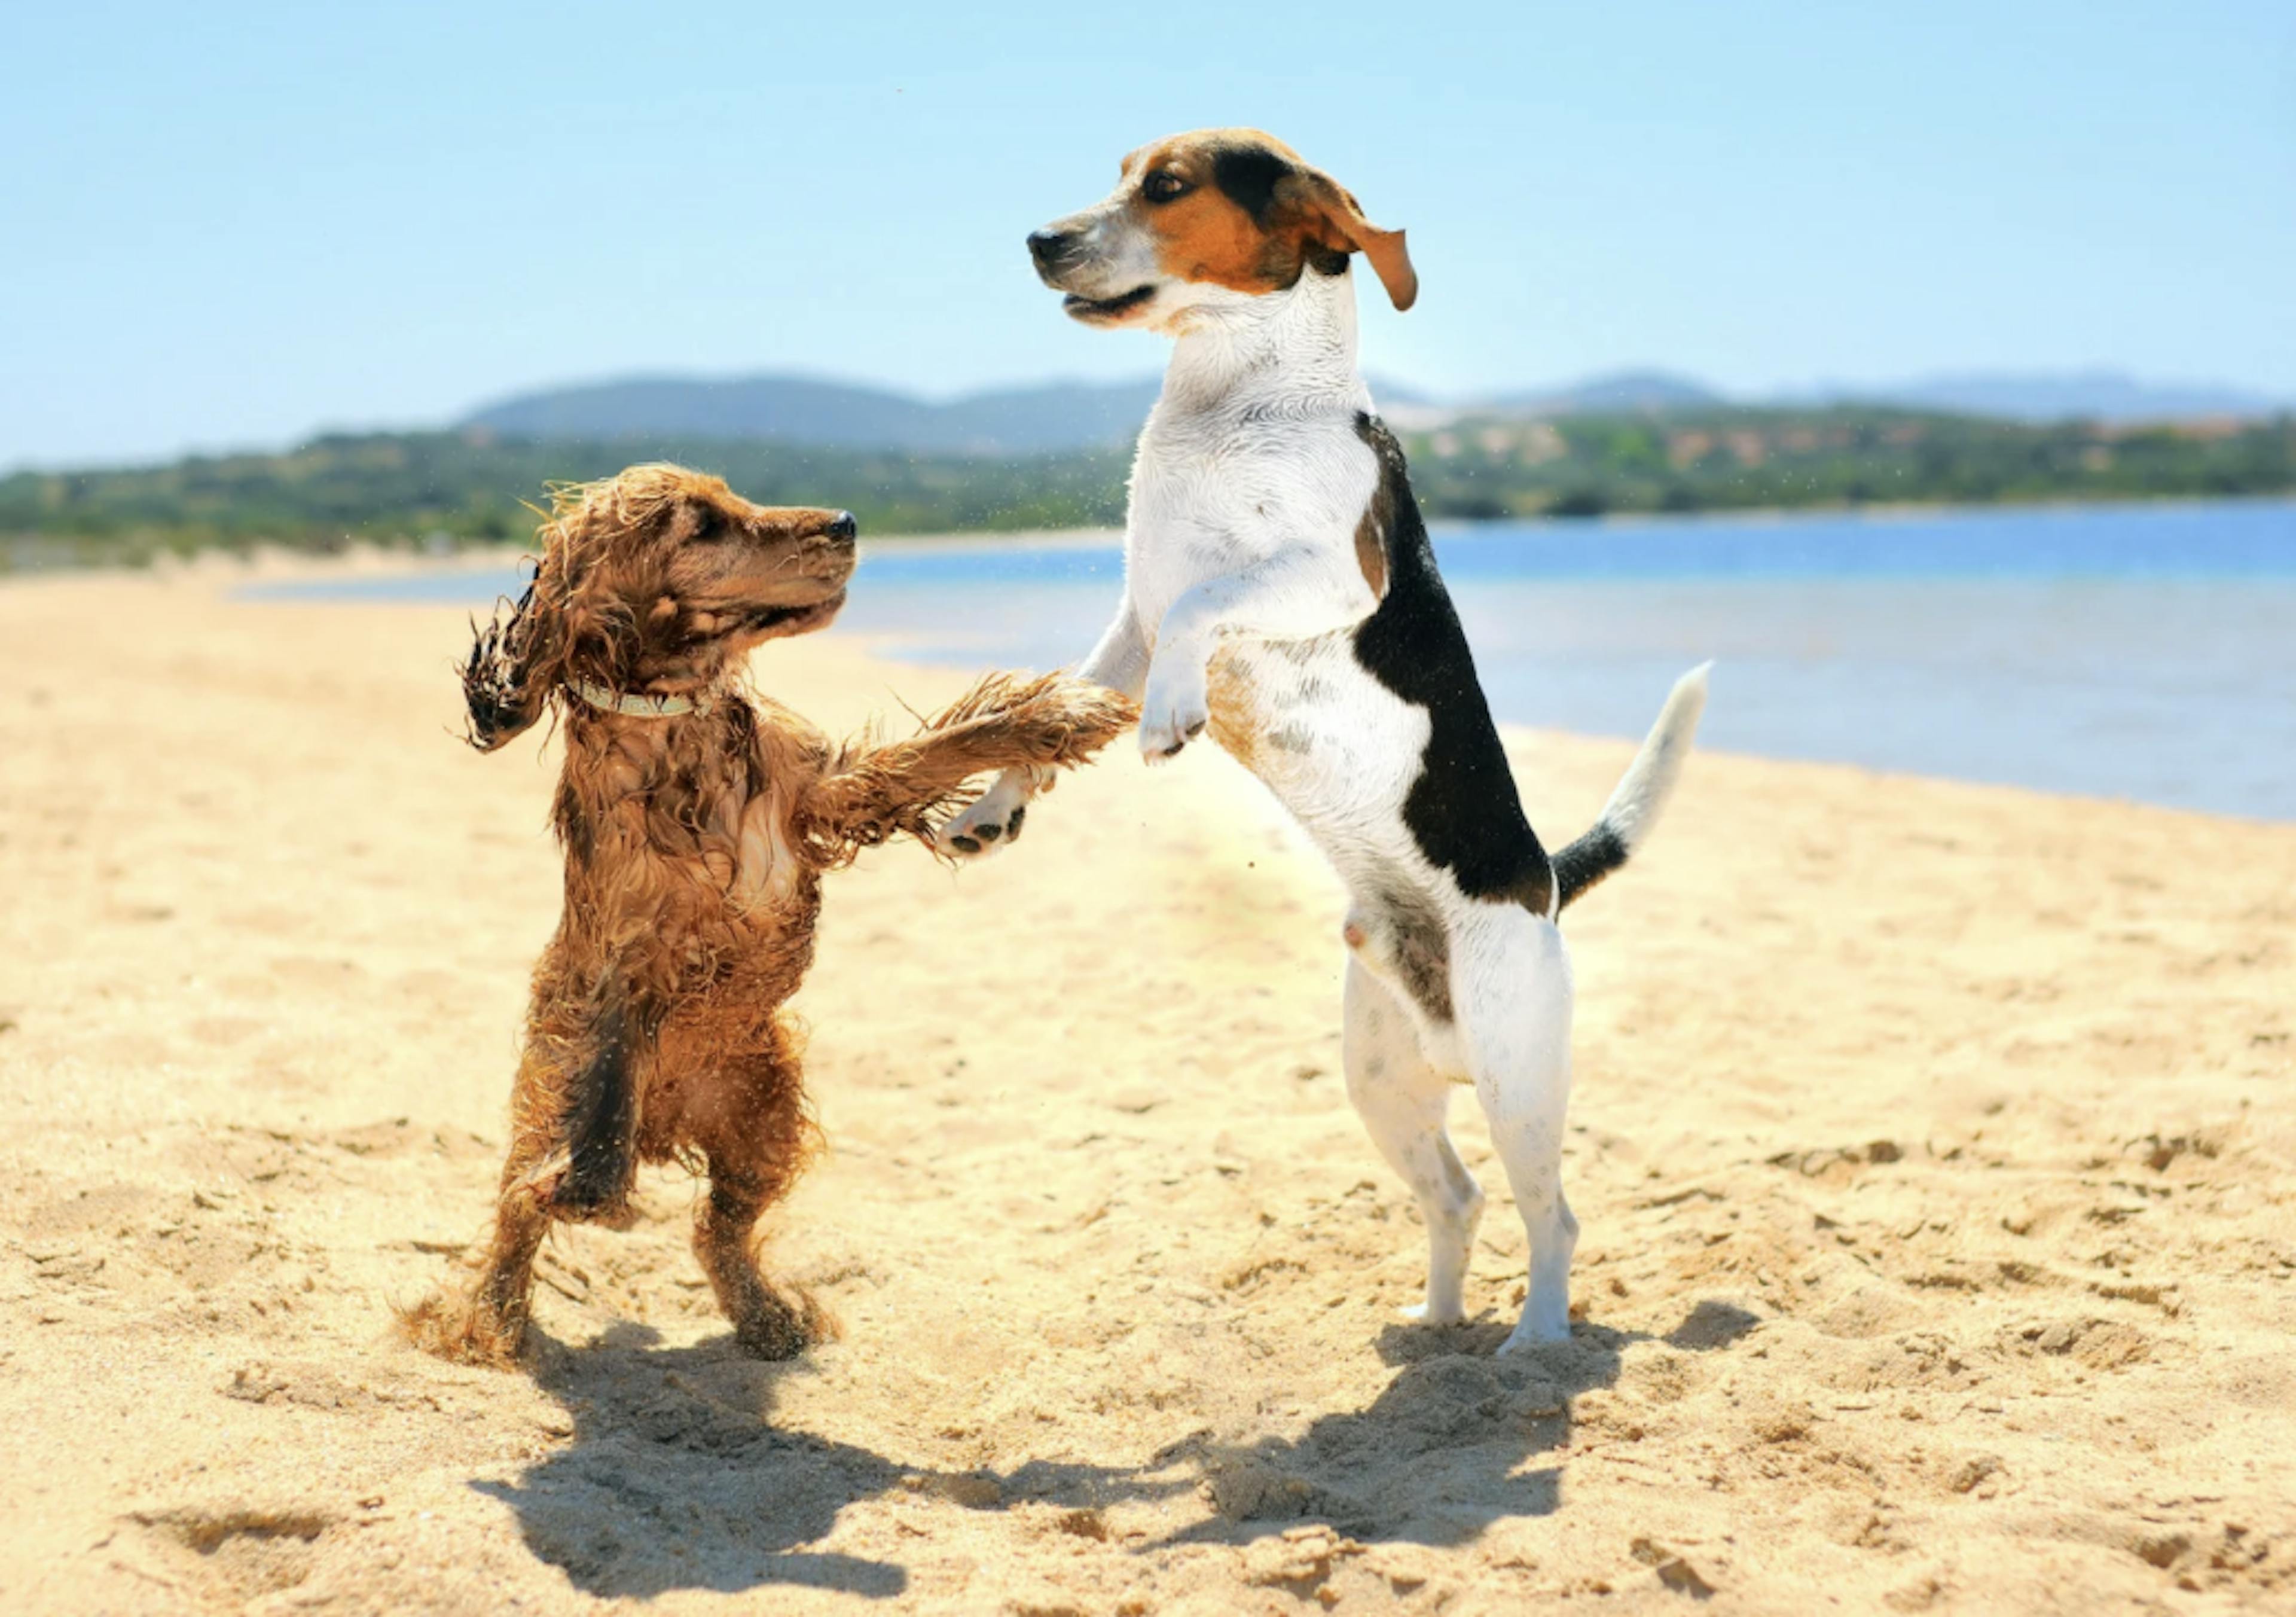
xmin=4 ymin=1 xmax=2291 ymax=468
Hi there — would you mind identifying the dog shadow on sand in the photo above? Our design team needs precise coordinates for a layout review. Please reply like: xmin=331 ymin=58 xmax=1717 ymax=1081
xmin=1155 ymin=1298 xmax=1762 ymax=1552
xmin=470 ymin=1320 xmax=1196 ymax=1601
xmin=474 ymin=1299 xmax=1761 ymax=1600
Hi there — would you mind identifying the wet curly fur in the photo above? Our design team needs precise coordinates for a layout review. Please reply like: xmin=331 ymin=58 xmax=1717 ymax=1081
xmin=402 ymin=465 xmax=1137 ymax=1367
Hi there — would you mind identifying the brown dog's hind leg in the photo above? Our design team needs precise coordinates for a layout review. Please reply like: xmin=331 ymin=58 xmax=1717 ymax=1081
xmin=402 ymin=1054 xmax=571 ymax=1369
xmin=693 ymin=1168 xmax=816 ymax=1360
xmin=401 ymin=1172 xmax=553 ymax=1368
xmin=686 ymin=1030 xmax=828 ymax=1360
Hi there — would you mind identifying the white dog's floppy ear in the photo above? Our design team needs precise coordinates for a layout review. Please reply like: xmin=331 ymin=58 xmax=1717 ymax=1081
xmin=1288 ymin=168 xmax=1418 ymax=312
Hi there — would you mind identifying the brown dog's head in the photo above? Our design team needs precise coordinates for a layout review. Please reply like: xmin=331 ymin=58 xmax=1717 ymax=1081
xmin=1025 ymin=128 xmax=1416 ymax=332
xmin=462 ymin=465 xmax=857 ymax=750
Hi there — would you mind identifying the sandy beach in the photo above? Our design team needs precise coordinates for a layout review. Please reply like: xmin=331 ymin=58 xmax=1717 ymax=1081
xmin=1 ymin=560 xmax=2291 ymax=1615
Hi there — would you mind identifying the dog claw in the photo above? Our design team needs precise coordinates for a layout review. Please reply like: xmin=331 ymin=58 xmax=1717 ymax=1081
xmin=1006 ymin=806 xmax=1025 ymax=839
xmin=948 ymin=834 xmax=982 ymax=855
xmin=975 ymin=823 xmax=1002 ymax=844
xmin=1140 ymin=704 xmax=1208 ymax=762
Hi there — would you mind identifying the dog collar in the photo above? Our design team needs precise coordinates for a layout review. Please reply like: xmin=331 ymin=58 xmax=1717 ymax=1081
xmin=566 ymin=679 xmax=716 ymax=719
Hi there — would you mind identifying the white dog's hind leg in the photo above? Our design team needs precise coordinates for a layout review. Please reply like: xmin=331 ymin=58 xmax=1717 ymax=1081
xmin=1456 ymin=907 xmax=1579 ymax=1353
xmin=1343 ymin=958 xmax=1482 ymax=1325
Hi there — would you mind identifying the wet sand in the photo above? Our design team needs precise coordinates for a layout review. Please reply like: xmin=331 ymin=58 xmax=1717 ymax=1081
xmin=1 ymin=561 xmax=2291 ymax=1613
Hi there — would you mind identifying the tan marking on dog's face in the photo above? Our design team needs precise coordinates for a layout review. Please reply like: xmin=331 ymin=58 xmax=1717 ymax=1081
xmin=1121 ymin=130 xmax=1327 ymax=298
xmin=1030 ymin=128 xmax=1418 ymax=326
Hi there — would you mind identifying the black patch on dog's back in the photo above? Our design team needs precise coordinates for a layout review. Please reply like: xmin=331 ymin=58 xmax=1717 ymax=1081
xmin=1350 ymin=414 xmax=1553 ymax=917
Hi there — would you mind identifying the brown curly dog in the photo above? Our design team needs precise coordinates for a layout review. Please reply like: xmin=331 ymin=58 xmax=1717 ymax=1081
xmin=402 ymin=465 xmax=1135 ymax=1366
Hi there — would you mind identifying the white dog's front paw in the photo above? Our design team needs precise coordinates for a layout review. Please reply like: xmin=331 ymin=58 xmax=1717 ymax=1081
xmin=936 ymin=770 xmax=1034 ymax=859
xmin=1138 ymin=670 xmax=1210 ymax=764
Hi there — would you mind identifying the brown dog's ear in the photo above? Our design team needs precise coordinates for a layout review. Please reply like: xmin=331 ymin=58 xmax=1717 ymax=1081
xmin=1287 ymin=169 xmax=1418 ymax=312
xmin=461 ymin=575 xmax=561 ymax=752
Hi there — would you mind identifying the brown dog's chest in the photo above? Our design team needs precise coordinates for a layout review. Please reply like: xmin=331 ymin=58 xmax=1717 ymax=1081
xmin=565 ymin=784 xmax=820 ymax=996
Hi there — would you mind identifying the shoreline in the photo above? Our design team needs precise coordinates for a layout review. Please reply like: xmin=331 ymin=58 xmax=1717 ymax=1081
xmin=7 ymin=488 xmax=2293 ymax=582
xmin=11 ymin=557 xmax=2294 ymax=828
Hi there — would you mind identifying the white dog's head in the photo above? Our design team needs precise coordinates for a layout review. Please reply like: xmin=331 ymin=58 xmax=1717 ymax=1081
xmin=1025 ymin=128 xmax=1417 ymax=332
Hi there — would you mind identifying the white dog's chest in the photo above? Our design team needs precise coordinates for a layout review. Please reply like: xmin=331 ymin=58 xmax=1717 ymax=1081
xmin=1121 ymin=409 xmax=1378 ymax=629
xmin=1125 ymin=407 xmax=1436 ymax=856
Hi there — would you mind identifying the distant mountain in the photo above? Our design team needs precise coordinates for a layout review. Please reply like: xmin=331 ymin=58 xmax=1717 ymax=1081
xmin=1480 ymin=370 xmax=1727 ymax=415
xmin=459 ymin=366 xmax=2288 ymax=454
xmin=462 ymin=370 xmax=1442 ymax=454
xmin=1472 ymin=368 xmax=2290 ymax=424
xmin=460 ymin=373 xmax=1163 ymax=454
xmin=1812 ymin=371 xmax=2290 ymax=425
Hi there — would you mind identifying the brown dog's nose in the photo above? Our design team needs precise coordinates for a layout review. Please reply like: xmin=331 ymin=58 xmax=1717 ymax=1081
xmin=1027 ymin=229 xmax=1073 ymax=269
xmin=827 ymin=511 xmax=857 ymax=544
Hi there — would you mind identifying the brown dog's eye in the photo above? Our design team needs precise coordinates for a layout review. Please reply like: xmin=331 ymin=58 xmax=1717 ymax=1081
xmin=1142 ymin=170 xmax=1189 ymax=204
xmin=687 ymin=506 xmax=724 ymax=542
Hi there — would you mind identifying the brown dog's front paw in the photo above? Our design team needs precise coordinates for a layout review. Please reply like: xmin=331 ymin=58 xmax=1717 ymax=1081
xmin=1040 ymin=679 xmax=1142 ymax=759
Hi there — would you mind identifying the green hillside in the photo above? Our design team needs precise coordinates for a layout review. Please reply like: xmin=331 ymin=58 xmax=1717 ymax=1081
xmin=4 ymin=407 xmax=2290 ymax=569
xmin=0 ymin=435 xmax=1132 ymax=569
xmin=1397 ymin=407 xmax=2296 ymax=519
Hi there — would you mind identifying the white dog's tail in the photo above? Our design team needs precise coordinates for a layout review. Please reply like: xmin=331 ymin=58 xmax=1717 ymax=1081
xmin=1552 ymin=663 xmax=1711 ymax=912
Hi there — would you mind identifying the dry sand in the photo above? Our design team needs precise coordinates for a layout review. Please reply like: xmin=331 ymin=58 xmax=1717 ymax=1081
xmin=1 ymin=562 xmax=2291 ymax=1615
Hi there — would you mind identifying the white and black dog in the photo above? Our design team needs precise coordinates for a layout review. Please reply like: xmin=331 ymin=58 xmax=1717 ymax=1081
xmin=942 ymin=129 xmax=1708 ymax=1352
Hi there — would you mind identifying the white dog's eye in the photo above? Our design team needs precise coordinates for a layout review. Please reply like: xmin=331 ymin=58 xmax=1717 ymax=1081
xmin=1142 ymin=170 xmax=1189 ymax=203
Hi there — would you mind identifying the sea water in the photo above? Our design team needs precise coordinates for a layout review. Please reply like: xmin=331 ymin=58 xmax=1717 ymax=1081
xmin=247 ymin=499 xmax=2296 ymax=820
